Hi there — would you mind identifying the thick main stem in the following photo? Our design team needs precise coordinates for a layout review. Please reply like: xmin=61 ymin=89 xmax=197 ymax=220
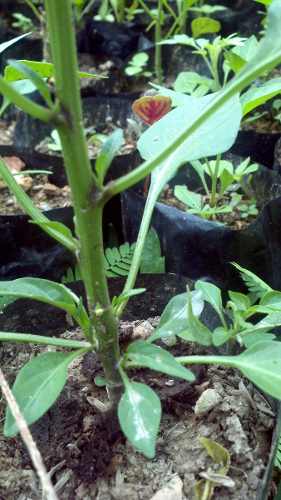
xmin=44 ymin=0 xmax=122 ymax=402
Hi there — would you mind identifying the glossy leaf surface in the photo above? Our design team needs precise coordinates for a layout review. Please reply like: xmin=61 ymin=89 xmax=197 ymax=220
xmin=127 ymin=340 xmax=195 ymax=381
xmin=150 ymin=291 xmax=204 ymax=342
xmin=118 ymin=381 xmax=161 ymax=458
xmin=4 ymin=351 xmax=79 ymax=436
xmin=233 ymin=341 xmax=281 ymax=399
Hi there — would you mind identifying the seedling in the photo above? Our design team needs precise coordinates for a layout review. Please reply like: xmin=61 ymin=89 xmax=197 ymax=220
xmin=125 ymin=52 xmax=152 ymax=78
xmin=174 ymin=157 xmax=258 ymax=221
xmin=0 ymin=0 xmax=281 ymax=461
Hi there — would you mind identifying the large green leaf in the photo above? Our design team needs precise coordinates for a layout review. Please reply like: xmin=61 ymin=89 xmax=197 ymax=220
xmin=118 ymin=381 xmax=161 ymax=458
xmin=4 ymin=351 xmax=80 ymax=437
xmin=126 ymin=340 xmax=195 ymax=381
xmin=138 ymin=92 xmax=241 ymax=183
xmin=150 ymin=291 xmax=204 ymax=342
xmin=241 ymin=78 xmax=281 ymax=116
xmin=0 ymin=278 xmax=80 ymax=316
xmin=232 ymin=341 xmax=281 ymax=399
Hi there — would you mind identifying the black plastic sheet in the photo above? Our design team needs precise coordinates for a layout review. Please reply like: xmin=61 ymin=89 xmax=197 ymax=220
xmin=122 ymin=189 xmax=281 ymax=292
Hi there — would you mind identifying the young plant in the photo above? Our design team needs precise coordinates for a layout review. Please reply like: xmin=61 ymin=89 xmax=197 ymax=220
xmin=136 ymin=0 xmax=223 ymax=84
xmin=1 ymin=0 xmax=281 ymax=460
xmin=125 ymin=52 xmax=152 ymax=78
xmin=174 ymin=157 xmax=258 ymax=221
xmin=160 ymin=32 xmax=281 ymax=118
xmin=148 ymin=263 xmax=281 ymax=353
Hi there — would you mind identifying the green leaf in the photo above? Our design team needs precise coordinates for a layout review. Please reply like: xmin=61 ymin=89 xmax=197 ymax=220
xmin=232 ymin=263 xmax=272 ymax=298
xmin=174 ymin=185 xmax=203 ymax=210
xmin=226 ymin=36 xmax=259 ymax=72
xmin=179 ymin=292 xmax=213 ymax=346
xmin=212 ymin=327 xmax=231 ymax=347
xmin=150 ymin=291 xmax=204 ymax=342
xmin=4 ymin=351 xmax=81 ymax=437
xmin=0 ymin=278 xmax=80 ymax=316
xmin=118 ymin=381 xmax=161 ymax=458
xmin=138 ymin=92 xmax=242 ymax=185
xmin=159 ymin=34 xmax=197 ymax=48
xmin=127 ymin=340 xmax=195 ymax=381
xmin=195 ymin=281 xmax=224 ymax=322
xmin=241 ymin=332 xmax=276 ymax=348
xmin=191 ymin=17 xmax=221 ymax=38
xmin=4 ymin=60 xmax=99 ymax=82
xmin=199 ymin=437 xmax=230 ymax=471
xmin=112 ymin=288 xmax=146 ymax=309
xmin=174 ymin=71 xmax=215 ymax=97
xmin=94 ymin=375 xmax=107 ymax=387
xmin=140 ymin=228 xmax=165 ymax=274
xmin=260 ymin=291 xmax=281 ymax=311
xmin=241 ymin=78 xmax=281 ymax=116
xmin=0 ymin=79 xmax=36 ymax=116
xmin=95 ymin=129 xmax=124 ymax=186
xmin=0 ymin=33 xmax=31 ymax=55
xmin=233 ymin=341 xmax=281 ymax=399
xmin=104 ymin=243 xmax=135 ymax=277
xmin=228 ymin=291 xmax=251 ymax=311
xmin=8 ymin=60 xmax=52 ymax=107
xmin=219 ymin=168 xmax=234 ymax=195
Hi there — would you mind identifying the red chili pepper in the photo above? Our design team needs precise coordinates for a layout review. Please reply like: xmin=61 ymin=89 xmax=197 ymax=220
xmin=132 ymin=95 xmax=172 ymax=125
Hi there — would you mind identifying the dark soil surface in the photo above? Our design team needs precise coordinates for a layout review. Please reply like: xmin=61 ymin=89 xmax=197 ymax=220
xmin=0 ymin=275 xmax=277 ymax=500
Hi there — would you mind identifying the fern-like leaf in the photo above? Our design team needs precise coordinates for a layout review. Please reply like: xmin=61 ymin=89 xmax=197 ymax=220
xmin=104 ymin=243 xmax=135 ymax=277
xmin=232 ymin=262 xmax=272 ymax=298
xmin=62 ymin=229 xmax=165 ymax=283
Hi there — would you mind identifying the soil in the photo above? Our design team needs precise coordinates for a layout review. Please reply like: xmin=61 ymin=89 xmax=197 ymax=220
xmin=0 ymin=275 xmax=277 ymax=500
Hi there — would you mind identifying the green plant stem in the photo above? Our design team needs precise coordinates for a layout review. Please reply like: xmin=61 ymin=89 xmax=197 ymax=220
xmin=118 ymin=0 xmax=125 ymax=22
xmin=44 ymin=0 xmax=122 ymax=405
xmin=24 ymin=0 xmax=42 ymax=22
xmin=0 ymin=77 xmax=61 ymax=123
xmin=138 ymin=0 xmax=154 ymax=19
xmin=116 ymin=188 xmax=156 ymax=316
xmin=178 ymin=0 xmax=188 ymax=34
xmin=126 ymin=353 xmax=238 ymax=370
xmin=176 ymin=354 xmax=235 ymax=366
xmin=155 ymin=0 xmax=163 ymax=84
xmin=210 ymin=51 xmax=221 ymax=90
xmin=210 ymin=154 xmax=221 ymax=207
